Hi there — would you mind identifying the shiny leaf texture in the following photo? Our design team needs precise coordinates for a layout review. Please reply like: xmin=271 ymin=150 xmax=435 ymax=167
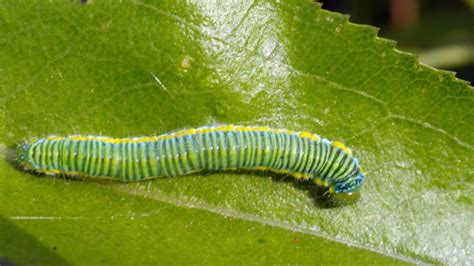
xmin=1 ymin=0 xmax=472 ymax=264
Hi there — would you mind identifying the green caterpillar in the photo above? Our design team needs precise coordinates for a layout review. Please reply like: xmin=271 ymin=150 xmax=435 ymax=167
xmin=17 ymin=125 xmax=365 ymax=194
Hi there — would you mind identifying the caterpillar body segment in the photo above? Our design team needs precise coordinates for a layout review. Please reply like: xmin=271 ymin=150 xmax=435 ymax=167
xmin=18 ymin=125 xmax=365 ymax=193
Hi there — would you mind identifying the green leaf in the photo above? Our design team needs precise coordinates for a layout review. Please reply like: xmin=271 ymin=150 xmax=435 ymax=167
xmin=1 ymin=0 xmax=472 ymax=264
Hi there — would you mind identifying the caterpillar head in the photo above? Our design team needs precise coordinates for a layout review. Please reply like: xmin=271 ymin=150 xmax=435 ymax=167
xmin=332 ymin=169 xmax=365 ymax=194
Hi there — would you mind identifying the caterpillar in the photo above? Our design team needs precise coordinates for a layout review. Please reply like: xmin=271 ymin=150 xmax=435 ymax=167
xmin=17 ymin=125 xmax=365 ymax=194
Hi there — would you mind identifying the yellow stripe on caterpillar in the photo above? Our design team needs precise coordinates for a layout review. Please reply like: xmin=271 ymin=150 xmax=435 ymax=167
xmin=331 ymin=141 xmax=352 ymax=155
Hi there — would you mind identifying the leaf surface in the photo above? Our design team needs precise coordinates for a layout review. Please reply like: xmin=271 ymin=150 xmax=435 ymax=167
xmin=1 ymin=0 xmax=472 ymax=264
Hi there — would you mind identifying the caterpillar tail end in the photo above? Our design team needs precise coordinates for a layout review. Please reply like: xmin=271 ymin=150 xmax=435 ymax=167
xmin=15 ymin=141 xmax=34 ymax=171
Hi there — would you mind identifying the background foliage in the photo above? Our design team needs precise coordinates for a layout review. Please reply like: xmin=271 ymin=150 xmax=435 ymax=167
xmin=1 ymin=0 xmax=472 ymax=264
